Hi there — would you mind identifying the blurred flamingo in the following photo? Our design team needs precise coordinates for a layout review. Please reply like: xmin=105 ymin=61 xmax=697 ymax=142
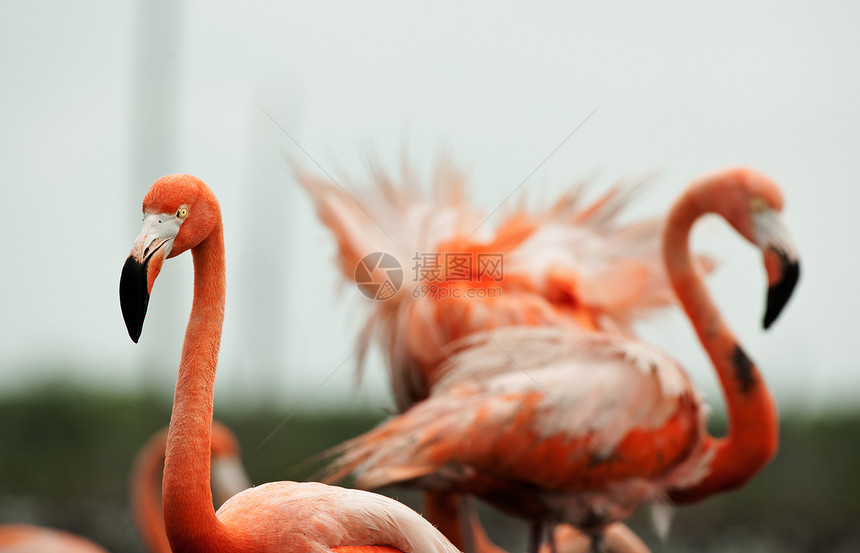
xmin=130 ymin=421 xmax=252 ymax=553
xmin=320 ymin=168 xmax=799 ymax=552
xmin=297 ymin=162 xmax=711 ymax=552
xmin=0 ymin=524 xmax=109 ymax=553
xmin=119 ymin=174 xmax=462 ymax=553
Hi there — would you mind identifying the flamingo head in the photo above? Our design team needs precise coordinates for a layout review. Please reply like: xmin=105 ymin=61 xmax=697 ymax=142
xmin=701 ymin=168 xmax=800 ymax=330
xmin=120 ymin=174 xmax=221 ymax=342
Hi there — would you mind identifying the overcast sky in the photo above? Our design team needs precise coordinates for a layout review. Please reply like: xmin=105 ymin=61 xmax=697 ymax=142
xmin=1 ymin=1 xmax=857 ymax=413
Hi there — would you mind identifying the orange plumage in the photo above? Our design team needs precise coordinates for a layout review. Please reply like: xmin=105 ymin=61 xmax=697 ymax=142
xmin=313 ymin=167 xmax=799 ymax=550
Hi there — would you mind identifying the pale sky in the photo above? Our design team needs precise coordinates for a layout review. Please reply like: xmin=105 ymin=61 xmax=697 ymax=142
xmin=1 ymin=1 xmax=857 ymax=412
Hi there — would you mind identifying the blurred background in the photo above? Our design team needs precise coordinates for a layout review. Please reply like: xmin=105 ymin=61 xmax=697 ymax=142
xmin=1 ymin=1 xmax=858 ymax=551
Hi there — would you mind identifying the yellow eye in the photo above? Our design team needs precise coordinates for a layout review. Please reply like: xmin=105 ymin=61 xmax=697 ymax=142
xmin=749 ymin=197 xmax=767 ymax=214
xmin=177 ymin=205 xmax=189 ymax=220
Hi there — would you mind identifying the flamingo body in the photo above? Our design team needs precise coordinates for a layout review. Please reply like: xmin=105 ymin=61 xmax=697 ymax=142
xmin=323 ymin=168 xmax=799 ymax=542
xmin=298 ymin=164 xmax=715 ymax=552
xmin=298 ymin=164 xmax=717 ymax=552
xmin=327 ymin=327 xmax=711 ymax=528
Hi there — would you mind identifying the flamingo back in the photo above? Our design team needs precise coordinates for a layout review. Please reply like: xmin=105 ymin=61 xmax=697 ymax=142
xmin=215 ymin=481 xmax=461 ymax=553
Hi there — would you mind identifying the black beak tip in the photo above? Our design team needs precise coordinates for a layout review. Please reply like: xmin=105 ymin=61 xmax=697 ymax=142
xmin=763 ymin=259 xmax=800 ymax=330
xmin=120 ymin=255 xmax=149 ymax=343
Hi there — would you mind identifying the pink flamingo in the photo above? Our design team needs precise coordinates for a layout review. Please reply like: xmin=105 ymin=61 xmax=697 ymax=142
xmin=321 ymin=168 xmax=799 ymax=552
xmin=119 ymin=174 xmax=461 ymax=553
xmin=297 ymin=163 xmax=711 ymax=552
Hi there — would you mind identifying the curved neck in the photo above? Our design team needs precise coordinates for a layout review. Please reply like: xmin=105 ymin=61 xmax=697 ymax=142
xmin=162 ymin=220 xmax=237 ymax=552
xmin=131 ymin=429 xmax=171 ymax=553
xmin=664 ymin=185 xmax=778 ymax=503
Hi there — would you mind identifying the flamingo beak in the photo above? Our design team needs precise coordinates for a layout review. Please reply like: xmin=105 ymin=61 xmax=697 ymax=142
xmin=120 ymin=213 xmax=181 ymax=342
xmin=754 ymin=210 xmax=800 ymax=330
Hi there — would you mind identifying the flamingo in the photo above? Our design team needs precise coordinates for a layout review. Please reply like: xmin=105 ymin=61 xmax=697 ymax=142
xmin=0 ymin=525 xmax=110 ymax=553
xmin=296 ymin=163 xmax=711 ymax=552
xmin=321 ymin=168 xmax=799 ymax=551
xmin=130 ymin=421 xmax=252 ymax=553
xmin=118 ymin=174 xmax=462 ymax=553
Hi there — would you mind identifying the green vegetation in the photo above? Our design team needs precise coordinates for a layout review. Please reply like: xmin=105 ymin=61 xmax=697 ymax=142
xmin=0 ymin=388 xmax=858 ymax=552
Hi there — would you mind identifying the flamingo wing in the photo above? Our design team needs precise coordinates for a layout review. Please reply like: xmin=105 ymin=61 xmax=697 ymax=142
xmin=294 ymin=163 xmax=484 ymax=285
xmin=326 ymin=327 xmax=709 ymax=524
xmin=506 ymin=184 xmax=715 ymax=335
xmin=297 ymin=165 xmax=711 ymax=410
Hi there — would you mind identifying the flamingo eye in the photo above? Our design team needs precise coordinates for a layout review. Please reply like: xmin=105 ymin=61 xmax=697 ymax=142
xmin=749 ymin=197 xmax=767 ymax=214
xmin=177 ymin=205 xmax=189 ymax=220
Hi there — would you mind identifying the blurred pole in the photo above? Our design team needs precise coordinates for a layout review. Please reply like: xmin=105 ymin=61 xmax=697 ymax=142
xmin=233 ymin=78 xmax=301 ymax=405
xmin=128 ymin=0 xmax=185 ymax=396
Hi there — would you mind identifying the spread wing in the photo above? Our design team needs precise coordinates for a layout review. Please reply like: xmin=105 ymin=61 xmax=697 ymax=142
xmin=297 ymin=164 xmax=713 ymax=410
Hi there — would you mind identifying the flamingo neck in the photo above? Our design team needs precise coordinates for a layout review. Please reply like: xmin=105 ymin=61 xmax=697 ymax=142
xmin=163 ymin=220 xmax=237 ymax=552
xmin=663 ymin=186 xmax=778 ymax=504
xmin=131 ymin=429 xmax=171 ymax=553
